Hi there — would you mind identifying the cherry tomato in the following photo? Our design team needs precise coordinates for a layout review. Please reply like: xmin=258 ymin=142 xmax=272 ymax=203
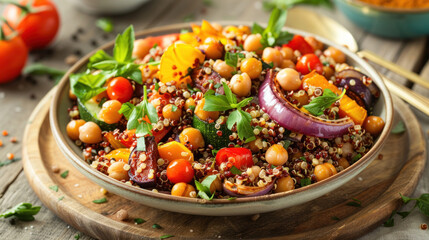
xmin=0 ymin=33 xmax=28 ymax=83
xmin=296 ymin=53 xmax=323 ymax=75
xmin=284 ymin=35 xmax=314 ymax=55
xmin=3 ymin=0 xmax=60 ymax=49
xmin=107 ymin=77 xmax=134 ymax=103
xmin=166 ymin=159 xmax=194 ymax=184
xmin=215 ymin=148 xmax=253 ymax=171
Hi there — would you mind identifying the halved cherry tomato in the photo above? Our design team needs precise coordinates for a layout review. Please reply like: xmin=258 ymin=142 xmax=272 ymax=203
xmin=284 ymin=35 xmax=314 ymax=55
xmin=215 ymin=148 xmax=253 ymax=171
xmin=107 ymin=77 xmax=134 ymax=103
xmin=166 ymin=159 xmax=194 ymax=184
xmin=3 ymin=0 xmax=60 ymax=49
xmin=296 ymin=53 xmax=323 ymax=75
xmin=0 ymin=32 xmax=28 ymax=83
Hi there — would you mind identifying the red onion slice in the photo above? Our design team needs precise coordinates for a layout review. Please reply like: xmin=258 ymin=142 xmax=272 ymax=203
xmin=259 ymin=70 xmax=354 ymax=138
xmin=223 ymin=180 xmax=274 ymax=197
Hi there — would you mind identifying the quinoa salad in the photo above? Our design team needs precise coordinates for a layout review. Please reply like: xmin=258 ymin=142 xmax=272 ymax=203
xmin=66 ymin=8 xmax=385 ymax=200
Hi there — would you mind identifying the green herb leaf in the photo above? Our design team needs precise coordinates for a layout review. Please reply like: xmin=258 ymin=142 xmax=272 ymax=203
xmin=70 ymin=73 xmax=107 ymax=103
xmin=222 ymin=81 xmax=237 ymax=104
xmin=224 ymin=52 xmax=245 ymax=67
xmin=49 ymin=185 xmax=59 ymax=192
xmin=136 ymin=137 xmax=146 ymax=151
xmin=227 ymin=110 xmax=255 ymax=141
xmin=283 ymin=140 xmax=292 ymax=149
xmin=92 ymin=197 xmax=107 ymax=204
xmin=113 ymin=25 xmax=135 ymax=63
xmin=400 ymin=193 xmax=412 ymax=204
xmin=160 ymin=235 xmax=174 ymax=239
xmin=230 ymin=166 xmax=242 ymax=175
xmin=23 ymin=63 xmax=66 ymax=84
xmin=203 ymin=0 xmax=213 ymax=6
xmin=152 ymin=224 xmax=162 ymax=229
xmin=397 ymin=211 xmax=411 ymax=219
xmin=0 ymin=157 xmax=21 ymax=167
xmin=171 ymin=105 xmax=178 ymax=112
xmin=300 ymin=178 xmax=311 ymax=187
xmin=391 ymin=121 xmax=406 ymax=134
xmin=58 ymin=196 xmax=64 ymax=201
xmin=96 ymin=18 xmax=114 ymax=33
xmin=134 ymin=218 xmax=146 ymax=224
xmin=252 ymin=8 xmax=293 ymax=47
xmin=195 ymin=175 xmax=217 ymax=200
xmin=88 ymin=50 xmax=114 ymax=68
xmin=304 ymin=89 xmax=346 ymax=116
xmin=60 ymin=170 xmax=69 ymax=179
xmin=118 ymin=102 xmax=135 ymax=120
xmin=74 ymin=233 xmax=81 ymax=240
xmin=383 ymin=210 xmax=396 ymax=227
xmin=263 ymin=0 xmax=332 ymax=11
xmin=183 ymin=13 xmax=195 ymax=22
xmin=351 ymin=153 xmax=362 ymax=163
xmin=227 ymin=197 xmax=237 ymax=200
xmin=203 ymin=95 xmax=232 ymax=111
xmin=0 ymin=203 xmax=41 ymax=221
xmin=261 ymin=60 xmax=274 ymax=70
xmin=346 ymin=198 xmax=362 ymax=207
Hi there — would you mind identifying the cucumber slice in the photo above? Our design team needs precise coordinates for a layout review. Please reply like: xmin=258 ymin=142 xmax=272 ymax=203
xmin=192 ymin=115 xmax=232 ymax=149
xmin=77 ymin=98 xmax=117 ymax=131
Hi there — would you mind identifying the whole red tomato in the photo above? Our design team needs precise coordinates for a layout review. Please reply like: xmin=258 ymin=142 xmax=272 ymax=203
xmin=295 ymin=53 xmax=324 ymax=75
xmin=107 ymin=77 xmax=134 ymax=103
xmin=215 ymin=148 xmax=253 ymax=171
xmin=0 ymin=33 xmax=28 ymax=83
xmin=166 ymin=159 xmax=194 ymax=184
xmin=3 ymin=0 xmax=60 ymax=49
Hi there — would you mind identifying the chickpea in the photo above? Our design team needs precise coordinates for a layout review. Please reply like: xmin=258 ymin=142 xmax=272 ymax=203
xmin=276 ymin=68 xmax=301 ymax=91
xmin=107 ymin=161 xmax=130 ymax=181
xmin=133 ymin=38 xmax=153 ymax=59
xmin=98 ymin=100 xmax=123 ymax=124
xmin=280 ymin=46 xmax=295 ymax=61
xmin=195 ymin=98 xmax=219 ymax=121
xmin=280 ymin=59 xmax=295 ymax=69
xmin=324 ymin=46 xmax=346 ymax=64
xmin=79 ymin=122 xmax=102 ymax=144
xmin=291 ymin=90 xmax=309 ymax=107
xmin=238 ymin=25 xmax=251 ymax=35
xmin=338 ymin=158 xmax=350 ymax=169
xmin=262 ymin=47 xmax=283 ymax=67
xmin=201 ymin=38 xmax=223 ymax=59
xmin=265 ymin=144 xmax=288 ymax=166
xmin=171 ymin=182 xmax=196 ymax=197
xmin=240 ymin=58 xmax=262 ymax=79
xmin=314 ymin=162 xmax=337 ymax=182
xmin=185 ymin=98 xmax=196 ymax=110
xmin=203 ymin=175 xmax=222 ymax=193
xmin=179 ymin=127 xmax=205 ymax=150
xmin=250 ymin=166 xmax=261 ymax=178
xmin=363 ymin=116 xmax=385 ymax=136
xmin=275 ymin=176 xmax=295 ymax=193
xmin=162 ymin=104 xmax=182 ymax=121
xmin=211 ymin=22 xmax=223 ymax=32
xmin=243 ymin=34 xmax=263 ymax=54
xmin=323 ymin=66 xmax=335 ymax=79
xmin=230 ymin=73 xmax=251 ymax=97
xmin=66 ymin=119 xmax=86 ymax=140
xmin=69 ymin=89 xmax=77 ymax=100
xmin=248 ymin=137 xmax=262 ymax=153
xmin=213 ymin=60 xmax=235 ymax=78
xmin=341 ymin=142 xmax=353 ymax=157
xmin=304 ymin=36 xmax=323 ymax=51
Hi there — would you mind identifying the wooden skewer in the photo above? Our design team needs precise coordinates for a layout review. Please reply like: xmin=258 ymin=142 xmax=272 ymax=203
xmin=358 ymin=50 xmax=429 ymax=90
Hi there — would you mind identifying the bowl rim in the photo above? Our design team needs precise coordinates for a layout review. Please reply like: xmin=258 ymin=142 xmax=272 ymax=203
xmin=50 ymin=21 xmax=393 ymax=206
xmin=345 ymin=0 xmax=429 ymax=13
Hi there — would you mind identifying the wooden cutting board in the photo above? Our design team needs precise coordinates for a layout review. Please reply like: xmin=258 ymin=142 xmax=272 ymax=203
xmin=22 ymin=91 xmax=426 ymax=240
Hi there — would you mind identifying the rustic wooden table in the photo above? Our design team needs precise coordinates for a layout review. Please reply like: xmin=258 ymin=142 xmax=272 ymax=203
xmin=0 ymin=0 xmax=428 ymax=239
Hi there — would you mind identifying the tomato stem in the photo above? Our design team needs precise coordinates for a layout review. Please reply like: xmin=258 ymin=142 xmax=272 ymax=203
xmin=0 ymin=17 xmax=17 ymax=41
xmin=0 ymin=0 xmax=31 ymax=13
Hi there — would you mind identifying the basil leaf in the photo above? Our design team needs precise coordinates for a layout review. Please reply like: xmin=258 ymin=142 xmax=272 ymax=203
xmin=127 ymin=104 xmax=144 ymax=130
xmin=224 ymin=52 xmax=244 ymax=68
xmin=230 ymin=166 xmax=242 ymax=175
xmin=88 ymin=50 xmax=114 ymax=68
xmin=204 ymin=89 xmax=216 ymax=97
xmin=92 ymin=197 xmax=107 ymax=204
xmin=96 ymin=18 xmax=114 ymax=33
xmin=416 ymin=194 xmax=429 ymax=217
xmin=300 ymin=178 xmax=311 ymax=187
xmin=136 ymin=123 xmax=152 ymax=137
xmin=134 ymin=218 xmax=146 ymax=224
xmin=23 ymin=63 xmax=66 ymax=83
xmin=391 ymin=121 xmax=405 ymax=134
xmin=195 ymin=178 xmax=215 ymax=200
xmin=304 ymin=89 xmax=345 ymax=116
xmin=0 ymin=203 xmax=41 ymax=221
xmin=235 ymin=97 xmax=253 ymax=109
xmin=92 ymin=60 xmax=118 ymax=70
xmin=113 ymin=25 xmax=135 ymax=63
xmin=70 ymin=73 xmax=107 ymax=102
xmin=116 ymin=63 xmax=143 ymax=84
xmin=251 ymin=23 xmax=264 ymax=34
xmin=60 ymin=170 xmax=69 ymax=179
xmin=118 ymin=102 xmax=135 ymax=120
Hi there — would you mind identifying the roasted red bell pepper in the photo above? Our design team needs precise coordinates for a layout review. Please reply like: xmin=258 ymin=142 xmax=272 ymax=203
xmin=215 ymin=147 xmax=253 ymax=171
xmin=284 ymin=35 xmax=314 ymax=55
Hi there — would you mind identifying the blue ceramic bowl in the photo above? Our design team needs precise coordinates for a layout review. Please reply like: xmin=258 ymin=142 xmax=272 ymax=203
xmin=334 ymin=0 xmax=429 ymax=38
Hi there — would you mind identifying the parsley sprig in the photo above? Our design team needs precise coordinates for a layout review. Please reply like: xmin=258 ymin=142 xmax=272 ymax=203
xmin=203 ymin=82 xmax=255 ymax=142
xmin=194 ymin=175 xmax=217 ymax=200
xmin=252 ymin=8 xmax=293 ymax=47
xmin=304 ymin=89 xmax=346 ymax=116
xmin=70 ymin=25 xmax=142 ymax=102
xmin=399 ymin=193 xmax=429 ymax=218
xmin=120 ymin=85 xmax=158 ymax=151
xmin=0 ymin=203 xmax=41 ymax=221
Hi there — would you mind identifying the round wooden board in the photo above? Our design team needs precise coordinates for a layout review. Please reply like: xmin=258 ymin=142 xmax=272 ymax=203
xmin=22 ymin=91 xmax=426 ymax=240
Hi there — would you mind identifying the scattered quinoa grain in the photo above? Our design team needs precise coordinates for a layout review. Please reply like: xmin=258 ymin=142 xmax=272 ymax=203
xmin=100 ymin=188 xmax=108 ymax=195
xmin=0 ymin=140 xmax=3 ymax=147
xmin=251 ymin=214 xmax=260 ymax=221
xmin=6 ymin=153 xmax=14 ymax=160
xmin=10 ymin=137 xmax=17 ymax=143
xmin=51 ymin=165 xmax=60 ymax=173
xmin=421 ymin=223 xmax=428 ymax=230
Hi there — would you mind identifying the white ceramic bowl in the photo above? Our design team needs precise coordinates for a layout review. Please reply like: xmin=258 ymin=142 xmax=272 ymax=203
xmin=50 ymin=22 xmax=393 ymax=216
xmin=68 ymin=0 xmax=151 ymax=15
